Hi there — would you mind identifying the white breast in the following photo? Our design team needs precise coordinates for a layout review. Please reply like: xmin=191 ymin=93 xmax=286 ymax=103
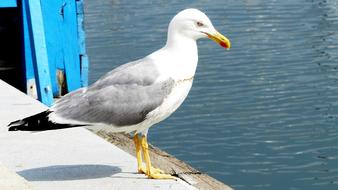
xmin=137 ymin=79 xmax=193 ymax=133
xmin=127 ymin=39 xmax=199 ymax=134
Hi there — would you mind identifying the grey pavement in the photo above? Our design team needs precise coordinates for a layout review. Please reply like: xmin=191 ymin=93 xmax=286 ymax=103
xmin=0 ymin=80 xmax=195 ymax=190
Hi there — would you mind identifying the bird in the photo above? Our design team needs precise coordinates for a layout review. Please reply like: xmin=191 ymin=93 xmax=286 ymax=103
xmin=8 ymin=8 xmax=231 ymax=179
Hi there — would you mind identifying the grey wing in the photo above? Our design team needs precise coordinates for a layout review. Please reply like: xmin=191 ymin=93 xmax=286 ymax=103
xmin=51 ymin=57 xmax=175 ymax=126
xmin=92 ymin=57 xmax=161 ymax=88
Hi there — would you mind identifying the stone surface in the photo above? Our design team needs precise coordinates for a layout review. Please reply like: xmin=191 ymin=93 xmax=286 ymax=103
xmin=0 ymin=164 xmax=36 ymax=190
xmin=0 ymin=80 xmax=196 ymax=190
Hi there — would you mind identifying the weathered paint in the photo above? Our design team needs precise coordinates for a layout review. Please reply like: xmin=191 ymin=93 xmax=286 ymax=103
xmin=2 ymin=0 xmax=88 ymax=106
xmin=23 ymin=0 xmax=54 ymax=106
xmin=76 ymin=0 xmax=89 ymax=87
xmin=21 ymin=0 xmax=36 ymax=97
xmin=26 ymin=78 xmax=37 ymax=99
xmin=60 ymin=0 xmax=82 ymax=91
xmin=80 ymin=55 xmax=89 ymax=87
xmin=40 ymin=0 xmax=85 ymax=95
xmin=39 ymin=0 xmax=64 ymax=96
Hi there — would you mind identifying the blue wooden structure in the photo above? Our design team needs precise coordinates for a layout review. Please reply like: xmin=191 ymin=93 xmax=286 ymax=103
xmin=0 ymin=0 xmax=88 ymax=106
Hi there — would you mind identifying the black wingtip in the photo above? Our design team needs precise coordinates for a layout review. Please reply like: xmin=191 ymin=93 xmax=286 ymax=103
xmin=7 ymin=111 xmax=50 ymax=131
xmin=8 ymin=126 xmax=20 ymax=131
xmin=7 ymin=120 xmax=26 ymax=131
xmin=7 ymin=110 xmax=86 ymax=131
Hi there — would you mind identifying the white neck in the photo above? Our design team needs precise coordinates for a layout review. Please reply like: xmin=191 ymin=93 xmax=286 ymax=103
xmin=165 ymin=28 xmax=197 ymax=48
xmin=148 ymin=30 xmax=199 ymax=81
xmin=150 ymin=36 xmax=198 ymax=80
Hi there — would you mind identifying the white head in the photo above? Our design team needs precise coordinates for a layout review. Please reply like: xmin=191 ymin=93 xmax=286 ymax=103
xmin=167 ymin=8 xmax=231 ymax=49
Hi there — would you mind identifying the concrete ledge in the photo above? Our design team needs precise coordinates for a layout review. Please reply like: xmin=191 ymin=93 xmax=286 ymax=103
xmin=0 ymin=79 xmax=233 ymax=190
xmin=96 ymin=131 xmax=233 ymax=190
xmin=0 ymin=128 xmax=197 ymax=190
xmin=0 ymin=80 xmax=196 ymax=190
xmin=0 ymin=164 xmax=35 ymax=190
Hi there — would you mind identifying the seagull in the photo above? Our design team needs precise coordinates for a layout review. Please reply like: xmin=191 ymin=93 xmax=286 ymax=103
xmin=8 ymin=8 xmax=231 ymax=179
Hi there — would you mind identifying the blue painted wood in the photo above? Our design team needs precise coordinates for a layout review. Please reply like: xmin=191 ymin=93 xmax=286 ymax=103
xmin=0 ymin=0 xmax=17 ymax=8
xmin=76 ymin=0 xmax=85 ymax=55
xmin=21 ymin=0 xmax=37 ymax=98
xmin=40 ymin=0 xmax=65 ymax=96
xmin=20 ymin=0 xmax=88 ymax=103
xmin=22 ymin=0 xmax=34 ymax=81
xmin=76 ymin=0 xmax=88 ymax=87
xmin=80 ymin=55 xmax=89 ymax=87
xmin=23 ymin=0 xmax=54 ymax=106
xmin=60 ymin=0 xmax=81 ymax=91
xmin=38 ymin=0 xmax=88 ymax=95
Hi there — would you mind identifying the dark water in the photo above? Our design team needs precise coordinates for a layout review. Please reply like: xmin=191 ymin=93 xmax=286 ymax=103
xmin=84 ymin=0 xmax=338 ymax=189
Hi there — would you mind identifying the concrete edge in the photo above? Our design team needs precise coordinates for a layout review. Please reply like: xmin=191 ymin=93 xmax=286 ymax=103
xmin=94 ymin=131 xmax=234 ymax=190
xmin=0 ymin=164 xmax=36 ymax=190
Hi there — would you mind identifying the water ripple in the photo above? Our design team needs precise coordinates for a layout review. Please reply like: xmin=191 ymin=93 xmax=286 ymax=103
xmin=85 ymin=0 xmax=338 ymax=189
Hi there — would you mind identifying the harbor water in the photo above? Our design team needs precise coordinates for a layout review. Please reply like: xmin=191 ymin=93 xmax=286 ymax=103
xmin=84 ymin=0 xmax=338 ymax=189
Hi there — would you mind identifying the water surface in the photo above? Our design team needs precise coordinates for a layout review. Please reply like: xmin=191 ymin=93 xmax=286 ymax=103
xmin=84 ymin=0 xmax=338 ymax=189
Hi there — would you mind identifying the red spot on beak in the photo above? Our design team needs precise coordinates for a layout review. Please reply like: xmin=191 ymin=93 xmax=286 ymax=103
xmin=220 ymin=41 xmax=229 ymax=48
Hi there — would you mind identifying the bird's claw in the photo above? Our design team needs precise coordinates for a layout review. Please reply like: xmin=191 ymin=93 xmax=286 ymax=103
xmin=138 ymin=165 xmax=164 ymax=174
xmin=147 ymin=172 xmax=176 ymax=179
xmin=138 ymin=165 xmax=175 ymax=179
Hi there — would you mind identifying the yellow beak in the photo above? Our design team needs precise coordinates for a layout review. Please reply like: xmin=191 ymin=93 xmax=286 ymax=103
xmin=206 ymin=31 xmax=231 ymax=49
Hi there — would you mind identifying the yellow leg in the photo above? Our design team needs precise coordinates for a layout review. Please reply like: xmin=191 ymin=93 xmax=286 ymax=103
xmin=140 ymin=135 xmax=175 ymax=179
xmin=134 ymin=134 xmax=164 ymax=175
xmin=133 ymin=134 xmax=143 ymax=173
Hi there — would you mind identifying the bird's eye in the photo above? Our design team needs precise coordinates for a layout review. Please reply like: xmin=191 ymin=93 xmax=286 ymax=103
xmin=196 ymin=21 xmax=204 ymax=27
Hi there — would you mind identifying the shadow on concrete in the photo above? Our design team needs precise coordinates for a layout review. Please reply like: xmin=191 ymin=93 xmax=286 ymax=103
xmin=17 ymin=164 xmax=122 ymax=181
